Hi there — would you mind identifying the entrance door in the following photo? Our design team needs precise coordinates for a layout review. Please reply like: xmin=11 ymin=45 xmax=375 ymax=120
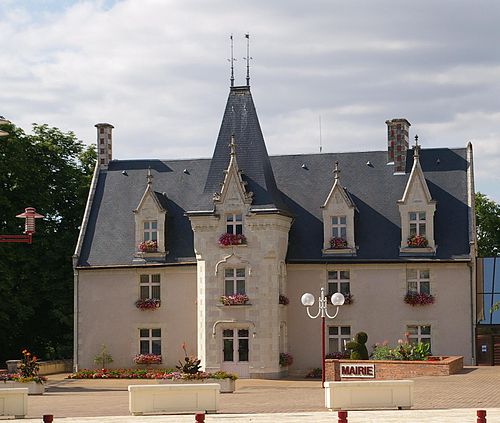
xmin=221 ymin=328 xmax=250 ymax=378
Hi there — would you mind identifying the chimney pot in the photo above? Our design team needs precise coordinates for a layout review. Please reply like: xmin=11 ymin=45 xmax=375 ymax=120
xmin=95 ymin=123 xmax=114 ymax=167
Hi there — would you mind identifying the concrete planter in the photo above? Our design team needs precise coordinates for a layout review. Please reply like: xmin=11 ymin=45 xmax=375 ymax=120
xmin=1 ymin=381 xmax=45 ymax=395
xmin=5 ymin=360 xmax=21 ymax=373
xmin=158 ymin=377 xmax=235 ymax=393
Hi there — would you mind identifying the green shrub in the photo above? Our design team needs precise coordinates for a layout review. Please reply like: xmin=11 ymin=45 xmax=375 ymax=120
xmin=346 ymin=331 xmax=369 ymax=360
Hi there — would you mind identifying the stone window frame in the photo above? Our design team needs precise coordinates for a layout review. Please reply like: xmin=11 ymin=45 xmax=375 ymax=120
xmin=327 ymin=270 xmax=351 ymax=297
xmin=331 ymin=215 xmax=347 ymax=239
xmin=143 ymin=220 xmax=158 ymax=242
xmin=224 ymin=267 xmax=246 ymax=296
xmin=407 ymin=269 xmax=430 ymax=294
xmin=139 ymin=328 xmax=161 ymax=355
xmin=406 ymin=324 xmax=431 ymax=350
xmin=139 ymin=274 xmax=161 ymax=300
xmin=328 ymin=325 xmax=351 ymax=353
xmin=226 ymin=213 xmax=243 ymax=235
xmin=409 ymin=211 xmax=427 ymax=237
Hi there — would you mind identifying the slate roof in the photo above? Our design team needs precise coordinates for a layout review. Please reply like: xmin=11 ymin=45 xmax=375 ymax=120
xmin=77 ymin=86 xmax=472 ymax=267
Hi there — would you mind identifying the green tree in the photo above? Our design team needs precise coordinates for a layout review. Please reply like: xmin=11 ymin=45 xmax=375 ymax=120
xmin=475 ymin=192 xmax=500 ymax=257
xmin=0 ymin=121 xmax=95 ymax=364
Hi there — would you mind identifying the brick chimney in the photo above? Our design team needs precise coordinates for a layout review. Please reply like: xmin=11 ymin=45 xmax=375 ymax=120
xmin=95 ymin=123 xmax=114 ymax=167
xmin=386 ymin=118 xmax=411 ymax=173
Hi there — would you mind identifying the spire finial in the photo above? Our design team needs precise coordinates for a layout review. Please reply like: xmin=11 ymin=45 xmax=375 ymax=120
xmin=333 ymin=161 xmax=340 ymax=180
xmin=146 ymin=166 xmax=153 ymax=185
xmin=228 ymin=34 xmax=236 ymax=87
xmin=229 ymin=134 xmax=236 ymax=157
xmin=244 ymin=33 xmax=252 ymax=86
xmin=414 ymin=135 xmax=420 ymax=158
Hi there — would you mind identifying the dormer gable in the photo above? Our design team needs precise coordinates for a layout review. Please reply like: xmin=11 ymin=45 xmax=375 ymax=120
xmin=133 ymin=168 xmax=167 ymax=257
xmin=398 ymin=136 xmax=437 ymax=254
xmin=213 ymin=135 xmax=254 ymax=207
xmin=321 ymin=162 xmax=357 ymax=255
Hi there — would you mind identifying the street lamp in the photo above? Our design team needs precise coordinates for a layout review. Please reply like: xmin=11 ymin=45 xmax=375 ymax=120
xmin=301 ymin=287 xmax=344 ymax=386
xmin=0 ymin=207 xmax=44 ymax=244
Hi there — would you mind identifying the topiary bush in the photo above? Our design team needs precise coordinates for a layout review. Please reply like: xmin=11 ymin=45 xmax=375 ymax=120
xmin=346 ymin=331 xmax=369 ymax=360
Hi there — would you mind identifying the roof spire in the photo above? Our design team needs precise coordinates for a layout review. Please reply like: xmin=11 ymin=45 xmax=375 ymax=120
xmin=413 ymin=135 xmax=420 ymax=159
xmin=229 ymin=134 xmax=236 ymax=157
xmin=333 ymin=161 xmax=340 ymax=180
xmin=146 ymin=166 xmax=153 ymax=185
xmin=244 ymin=33 xmax=252 ymax=86
xmin=228 ymin=34 xmax=236 ymax=87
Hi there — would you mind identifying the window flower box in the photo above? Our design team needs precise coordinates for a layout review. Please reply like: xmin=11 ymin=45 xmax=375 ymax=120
xmin=138 ymin=240 xmax=158 ymax=253
xmin=133 ymin=354 xmax=162 ymax=365
xmin=279 ymin=294 xmax=290 ymax=305
xmin=219 ymin=233 xmax=246 ymax=246
xmin=404 ymin=292 xmax=435 ymax=306
xmin=135 ymin=298 xmax=161 ymax=310
xmin=219 ymin=294 xmax=249 ymax=305
xmin=279 ymin=352 xmax=293 ymax=367
xmin=407 ymin=235 xmax=428 ymax=248
xmin=329 ymin=237 xmax=348 ymax=249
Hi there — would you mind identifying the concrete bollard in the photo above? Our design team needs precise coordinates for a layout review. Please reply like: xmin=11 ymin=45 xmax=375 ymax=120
xmin=477 ymin=410 xmax=486 ymax=423
xmin=195 ymin=412 xmax=205 ymax=422
xmin=43 ymin=415 xmax=54 ymax=423
xmin=338 ymin=410 xmax=348 ymax=423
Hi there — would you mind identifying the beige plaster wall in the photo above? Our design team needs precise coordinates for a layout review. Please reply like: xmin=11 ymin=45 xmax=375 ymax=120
xmin=286 ymin=262 xmax=473 ymax=375
xmin=77 ymin=266 xmax=197 ymax=369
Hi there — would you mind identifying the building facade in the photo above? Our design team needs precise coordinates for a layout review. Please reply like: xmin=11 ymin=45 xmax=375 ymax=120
xmin=74 ymin=83 xmax=476 ymax=377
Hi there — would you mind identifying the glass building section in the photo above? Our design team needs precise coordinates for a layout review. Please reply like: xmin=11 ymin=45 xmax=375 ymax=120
xmin=477 ymin=257 xmax=500 ymax=325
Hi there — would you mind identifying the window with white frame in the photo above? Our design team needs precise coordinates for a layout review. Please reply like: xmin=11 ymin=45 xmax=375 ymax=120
xmin=143 ymin=220 xmax=158 ymax=241
xmin=224 ymin=268 xmax=245 ymax=295
xmin=331 ymin=216 xmax=347 ymax=239
xmin=139 ymin=328 xmax=161 ymax=355
xmin=140 ymin=274 xmax=161 ymax=300
xmin=406 ymin=325 xmax=431 ymax=350
xmin=328 ymin=270 xmax=350 ymax=296
xmin=409 ymin=212 xmax=426 ymax=237
xmin=226 ymin=214 xmax=243 ymax=235
xmin=328 ymin=326 xmax=351 ymax=353
xmin=407 ymin=269 xmax=430 ymax=294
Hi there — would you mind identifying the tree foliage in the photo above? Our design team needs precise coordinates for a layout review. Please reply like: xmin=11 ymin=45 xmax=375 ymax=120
xmin=0 ymin=121 xmax=95 ymax=364
xmin=475 ymin=192 xmax=500 ymax=257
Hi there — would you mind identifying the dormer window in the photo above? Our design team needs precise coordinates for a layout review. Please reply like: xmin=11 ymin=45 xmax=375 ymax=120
xmin=409 ymin=212 xmax=426 ymax=237
xmin=331 ymin=216 xmax=347 ymax=239
xmin=143 ymin=220 xmax=158 ymax=242
xmin=226 ymin=214 xmax=243 ymax=235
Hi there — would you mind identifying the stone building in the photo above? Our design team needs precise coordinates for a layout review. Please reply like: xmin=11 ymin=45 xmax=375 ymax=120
xmin=73 ymin=82 xmax=477 ymax=377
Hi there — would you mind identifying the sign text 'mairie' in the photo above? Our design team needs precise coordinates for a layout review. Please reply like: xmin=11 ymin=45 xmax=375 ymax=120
xmin=340 ymin=363 xmax=375 ymax=378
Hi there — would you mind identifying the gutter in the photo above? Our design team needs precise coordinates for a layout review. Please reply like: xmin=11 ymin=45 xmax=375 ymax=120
xmin=72 ymin=160 xmax=101 ymax=372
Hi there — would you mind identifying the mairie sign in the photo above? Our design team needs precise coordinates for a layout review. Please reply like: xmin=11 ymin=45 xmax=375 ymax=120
xmin=340 ymin=363 xmax=375 ymax=378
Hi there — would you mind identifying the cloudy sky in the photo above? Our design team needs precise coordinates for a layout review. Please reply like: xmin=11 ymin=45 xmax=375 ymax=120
xmin=2 ymin=0 xmax=499 ymax=201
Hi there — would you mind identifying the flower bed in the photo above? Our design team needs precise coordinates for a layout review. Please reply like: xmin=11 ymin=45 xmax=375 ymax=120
xmin=219 ymin=233 xmax=246 ymax=246
xmin=220 ymin=294 xmax=249 ymax=305
xmin=135 ymin=298 xmax=161 ymax=310
xmin=138 ymin=240 xmax=158 ymax=253
xmin=326 ymin=355 xmax=463 ymax=381
xmin=404 ymin=291 xmax=435 ymax=306
xmin=407 ymin=235 xmax=428 ymax=248
xmin=329 ymin=237 xmax=348 ymax=249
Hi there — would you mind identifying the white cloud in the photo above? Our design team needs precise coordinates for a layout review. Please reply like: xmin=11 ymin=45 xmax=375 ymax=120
xmin=1 ymin=0 xmax=500 ymax=202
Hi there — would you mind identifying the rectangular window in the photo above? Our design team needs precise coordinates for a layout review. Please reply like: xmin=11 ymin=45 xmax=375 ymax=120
xmin=407 ymin=325 xmax=431 ymax=351
xmin=224 ymin=268 xmax=245 ymax=295
xmin=140 ymin=274 xmax=161 ymax=300
xmin=407 ymin=269 xmax=430 ymax=294
xmin=409 ymin=212 xmax=426 ymax=237
xmin=139 ymin=328 xmax=161 ymax=355
xmin=328 ymin=326 xmax=351 ymax=353
xmin=143 ymin=220 xmax=158 ymax=242
xmin=238 ymin=329 xmax=249 ymax=362
xmin=226 ymin=214 xmax=243 ymax=235
xmin=331 ymin=216 xmax=347 ymax=239
xmin=223 ymin=329 xmax=234 ymax=361
xmin=328 ymin=270 xmax=350 ymax=296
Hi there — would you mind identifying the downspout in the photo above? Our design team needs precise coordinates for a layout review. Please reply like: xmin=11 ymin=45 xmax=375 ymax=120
xmin=72 ymin=160 xmax=101 ymax=372
xmin=466 ymin=142 xmax=477 ymax=365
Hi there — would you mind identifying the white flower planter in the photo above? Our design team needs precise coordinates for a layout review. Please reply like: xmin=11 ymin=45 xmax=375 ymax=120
xmin=1 ymin=381 xmax=45 ymax=395
xmin=158 ymin=377 xmax=235 ymax=393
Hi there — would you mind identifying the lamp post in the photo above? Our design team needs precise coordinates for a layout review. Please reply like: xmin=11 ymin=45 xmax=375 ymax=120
xmin=301 ymin=287 xmax=344 ymax=386
xmin=0 ymin=207 xmax=44 ymax=244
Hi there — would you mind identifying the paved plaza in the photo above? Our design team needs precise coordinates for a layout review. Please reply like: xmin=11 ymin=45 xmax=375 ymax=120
xmin=3 ymin=366 xmax=500 ymax=422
